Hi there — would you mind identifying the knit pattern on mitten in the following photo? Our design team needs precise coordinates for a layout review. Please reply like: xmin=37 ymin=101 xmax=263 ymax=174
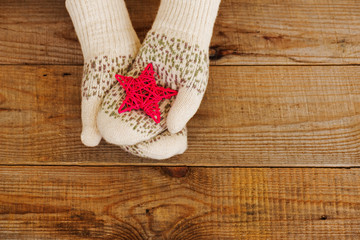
xmin=67 ymin=0 xmax=188 ymax=160
xmin=97 ymin=0 xmax=220 ymax=146
xmin=99 ymin=32 xmax=209 ymax=144
xmin=82 ymin=55 xmax=134 ymax=100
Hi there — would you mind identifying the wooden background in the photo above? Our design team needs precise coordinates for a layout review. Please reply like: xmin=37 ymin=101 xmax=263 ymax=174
xmin=0 ymin=0 xmax=359 ymax=239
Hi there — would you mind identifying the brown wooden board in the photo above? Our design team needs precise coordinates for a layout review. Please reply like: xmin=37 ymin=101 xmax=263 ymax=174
xmin=2 ymin=1 xmax=360 ymax=239
xmin=1 ymin=0 xmax=360 ymax=65
xmin=1 ymin=65 xmax=359 ymax=166
xmin=0 ymin=166 xmax=359 ymax=239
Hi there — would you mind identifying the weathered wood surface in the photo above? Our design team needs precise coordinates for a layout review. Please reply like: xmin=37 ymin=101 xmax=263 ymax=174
xmin=0 ymin=166 xmax=359 ymax=239
xmin=1 ymin=0 xmax=360 ymax=65
xmin=1 ymin=65 xmax=359 ymax=166
xmin=2 ymin=0 xmax=360 ymax=238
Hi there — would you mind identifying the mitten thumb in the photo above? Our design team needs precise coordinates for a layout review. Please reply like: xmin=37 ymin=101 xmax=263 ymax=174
xmin=81 ymin=97 xmax=102 ymax=147
xmin=167 ymin=87 xmax=204 ymax=134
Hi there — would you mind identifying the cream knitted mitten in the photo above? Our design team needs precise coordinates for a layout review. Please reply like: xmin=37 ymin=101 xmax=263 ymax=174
xmin=66 ymin=0 xmax=187 ymax=159
xmin=97 ymin=0 xmax=221 ymax=146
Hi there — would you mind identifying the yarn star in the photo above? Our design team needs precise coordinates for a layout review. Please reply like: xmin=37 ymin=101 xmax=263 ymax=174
xmin=115 ymin=63 xmax=178 ymax=124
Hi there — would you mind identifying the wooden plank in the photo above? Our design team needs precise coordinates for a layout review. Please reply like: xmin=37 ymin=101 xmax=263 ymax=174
xmin=0 ymin=0 xmax=82 ymax=65
xmin=1 ymin=65 xmax=359 ymax=166
xmin=1 ymin=0 xmax=360 ymax=65
xmin=0 ymin=166 xmax=359 ymax=239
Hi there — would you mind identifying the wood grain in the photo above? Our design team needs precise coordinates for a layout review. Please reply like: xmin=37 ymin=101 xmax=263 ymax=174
xmin=1 ymin=65 xmax=359 ymax=166
xmin=2 ymin=1 xmax=360 ymax=238
xmin=0 ymin=166 xmax=359 ymax=239
xmin=1 ymin=0 xmax=360 ymax=65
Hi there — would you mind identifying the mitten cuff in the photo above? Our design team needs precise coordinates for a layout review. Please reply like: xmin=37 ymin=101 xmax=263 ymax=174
xmin=66 ymin=0 xmax=140 ymax=60
xmin=151 ymin=0 xmax=221 ymax=49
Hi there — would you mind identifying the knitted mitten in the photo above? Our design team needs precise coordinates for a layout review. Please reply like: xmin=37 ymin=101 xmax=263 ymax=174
xmin=97 ymin=0 xmax=221 ymax=145
xmin=66 ymin=0 xmax=187 ymax=159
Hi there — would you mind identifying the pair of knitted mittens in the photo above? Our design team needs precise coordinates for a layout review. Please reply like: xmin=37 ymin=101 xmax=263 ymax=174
xmin=66 ymin=0 xmax=220 ymax=159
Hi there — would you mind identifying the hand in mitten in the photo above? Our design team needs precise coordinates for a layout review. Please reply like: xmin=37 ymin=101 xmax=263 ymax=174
xmin=97 ymin=0 xmax=221 ymax=145
xmin=66 ymin=0 xmax=187 ymax=159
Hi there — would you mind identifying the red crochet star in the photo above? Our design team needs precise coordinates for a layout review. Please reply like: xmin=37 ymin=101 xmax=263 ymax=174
xmin=115 ymin=63 xmax=178 ymax=123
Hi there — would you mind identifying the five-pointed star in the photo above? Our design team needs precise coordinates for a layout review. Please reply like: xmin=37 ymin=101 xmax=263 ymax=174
xmin=115 ymin=63 xmax=178 ymax=123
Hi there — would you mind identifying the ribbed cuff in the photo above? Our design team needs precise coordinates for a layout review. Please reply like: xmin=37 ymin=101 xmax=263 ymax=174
xmin=151 ymin=0 xmax=221 ymax=49
xmin=66 ymin=0 xmax=140 ymax=60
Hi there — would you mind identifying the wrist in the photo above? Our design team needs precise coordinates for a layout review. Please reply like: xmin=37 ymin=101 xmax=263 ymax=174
xmin=66 ymin=0 xmax=140 ymax=60
xmin=151 ymin=0 xmax=221 ymax=49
